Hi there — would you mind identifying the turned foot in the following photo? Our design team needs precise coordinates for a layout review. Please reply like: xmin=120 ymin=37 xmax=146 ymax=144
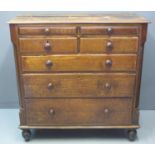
xmin=127 ymin=129 xmax=137 ymax=141
xmin=22 ymin=129 xmax=31 ymax=142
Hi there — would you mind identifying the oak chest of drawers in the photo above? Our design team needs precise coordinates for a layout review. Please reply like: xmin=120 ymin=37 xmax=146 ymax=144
xmin=9 ymin=14 xmax=148 ymax=141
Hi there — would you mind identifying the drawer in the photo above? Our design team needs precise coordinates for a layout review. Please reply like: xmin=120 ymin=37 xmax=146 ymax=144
xmin=19 ymin=26 xmax=77 ymax=35
xmin=80 ymin=37 xmax=139 ymax=53
xmin=25 ymin=98 xmax=132 ymax=126
xmin=19 ymin=37 xmax=77 ymax=53
xmin=21 ymin=54 xmax=137 ymax=72
xmin=23 ymin=73 xmax=135 ymax=98
xmin=80 ymin=26 xmax=139 ymax=35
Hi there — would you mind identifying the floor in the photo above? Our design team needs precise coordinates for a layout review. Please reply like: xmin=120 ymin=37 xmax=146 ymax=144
xmin=0 ymin=109 xmax=155 ymax=144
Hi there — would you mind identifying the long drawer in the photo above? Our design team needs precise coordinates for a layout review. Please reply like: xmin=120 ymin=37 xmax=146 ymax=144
xmin=19 ymin=37 xmax=77 ymax=53
xmin=22 ymin=73 xmax=135 ymax=98
xmin=21 ymin=54 xmax=137 ymax=72
xmin=80 ymin=37 xmax=139 ymax=53
xmin=25 ymin=98 xmax=132 ymax=126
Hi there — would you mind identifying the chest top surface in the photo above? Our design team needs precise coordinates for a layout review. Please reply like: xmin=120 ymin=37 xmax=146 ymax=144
xmin=9 ymin=13 xmax=149 ymax=24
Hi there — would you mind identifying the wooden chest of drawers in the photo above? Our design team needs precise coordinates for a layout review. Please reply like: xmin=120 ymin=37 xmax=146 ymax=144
xmin=9 ymin=14 xmax=148 ymax=141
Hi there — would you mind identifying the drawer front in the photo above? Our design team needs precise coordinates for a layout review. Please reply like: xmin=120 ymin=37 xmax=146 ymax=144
xmin=21 ymin=55 xmax=137 ymax=72
xmin=19 ymin=26 xmax=77 ymax=35
xmin=19 ymin=37 xmax=77 ymax=53
xmin=25 ymin=98 xmax=132 ymax=126
xmin=23 ymin=74 xmax=135 ymax=98
xmin=80 ymin=26 xmax=139 ymax=35
xmin=80 ymin=37 xmax=139 ymax=53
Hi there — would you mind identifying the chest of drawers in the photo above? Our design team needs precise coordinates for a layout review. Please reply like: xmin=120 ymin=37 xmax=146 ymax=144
xmin=9 ymin=14 xmax=148 ymax=141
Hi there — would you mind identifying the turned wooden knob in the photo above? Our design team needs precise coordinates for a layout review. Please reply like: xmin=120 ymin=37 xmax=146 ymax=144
xmin=45 ymin=60 xmax=53 ymax=67
xmin=47 ymin=83 xmax=53 ymax=89
xmin=49 ymin=108 xmax=55 ymax=115
xmin=107 ymin=27 xmax=113 ymax=34
xmin=105 ymin=83 xmax=111 ymax=89
xmin=106 ymin=41 xmax=113 ymax=51
xmin=104 ymin=108 xmax=109 ymax=113
xmin=105 ymin=59 xmax=112 ymax=67
xmin=44 ymin=41 xmax=51 ymax=51
xmin=44 ymin=28 xmax=50 ymax=34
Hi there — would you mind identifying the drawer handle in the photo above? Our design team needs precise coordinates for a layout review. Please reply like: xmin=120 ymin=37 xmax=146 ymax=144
xmin=44 ymin=41 xmax=51 ymax=51
xmin=45 ymin=60 xmax=53 ymax=67
xmin=105 ymin=83 xmax=111 ymax=90
xmin=106 ymin=41 xmax=113 ymax=51
xmin=49 ymin=108 xmax=55 ymax=115
xmin=44 ymin=28 xmax=50 ymax=34
xmin=105 ymin=59 xmax=112 ymax=67
xmin=47 ymin=83 xmax=53 ymax=89
xmin=107 ymin=27 xmax=113 ymax=34
xmin=104 ymin=108 xmax=109 ymax=114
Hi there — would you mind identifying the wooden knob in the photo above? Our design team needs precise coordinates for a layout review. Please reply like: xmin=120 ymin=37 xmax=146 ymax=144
xmin=105 ymin=83 xmax=111 ymax=89
xmin=49 ymin=108 xmax=55 ymax=115
xmin=47 ymin=83 xmax=53 ymax=89
xmin=44 ymin=28 xmax=50 ymax=34
xmin=44 ymin=42 xmax=51 ymax=51
xmin=45 ymin=60 xmax=53 ymax=67
xmin=107 ymin=27 xmax=113 ymax=34
xmin=105 ymin=59 xmax=112 ymax=67
xmin=104 ymin=108 xmax=109 ymax=113
xmin=106 ymin=41 xmax=113 ymax=51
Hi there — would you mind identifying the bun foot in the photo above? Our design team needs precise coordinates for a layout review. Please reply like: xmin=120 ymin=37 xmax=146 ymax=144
xmin=22 ymin=129 xmax=31 ymax=142
xmin=127 ymin=129 xmax=137 ymax=141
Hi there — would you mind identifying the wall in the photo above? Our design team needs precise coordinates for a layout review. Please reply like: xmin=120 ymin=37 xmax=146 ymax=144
xmin=0 ymin=11 xmax=154 ymax=109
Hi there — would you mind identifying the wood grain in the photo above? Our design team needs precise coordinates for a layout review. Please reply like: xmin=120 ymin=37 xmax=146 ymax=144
xmin=9 ymin=15 xmax=148 ymax=135
xmin=21 ymin=54 xmax=137 ymax=72
xmin=9 ymin=14 xmax=149 ymax=24
xmin=19 ymin=26 xmax=77 ymax=35
xmin=80 ymin=26 xmax=139 ymax=35
xmin=80 ymin=37 xmax=139 ymax=53
xmin=19 ymin=37 xmax=77 ymax=53
xmin=25 ymin=98 xmax=132 ymax=126
xmin=22 ymin=73 xmax=135 ymax=98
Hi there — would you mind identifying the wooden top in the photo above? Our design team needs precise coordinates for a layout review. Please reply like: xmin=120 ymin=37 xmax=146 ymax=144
xmin=9 ymin=13 xmax=149 ymax=24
